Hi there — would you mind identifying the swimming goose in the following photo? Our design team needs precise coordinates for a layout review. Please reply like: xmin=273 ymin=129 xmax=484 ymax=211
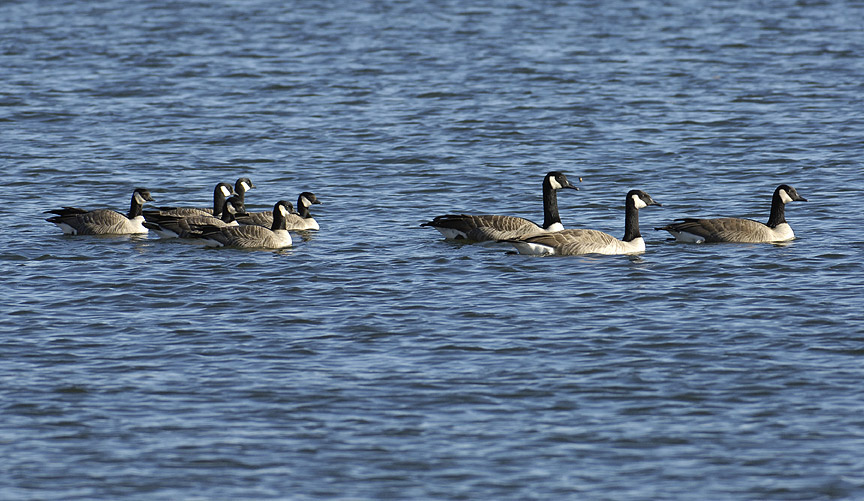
xmin=655 ymin=184 xmax=807 ymax=243
xmin=503 ymin=190 xmax=661 ymax=256
xmin=191 ymin=200 xmax=294 ymax=249
xmin=146 ymin=182 xmax=235 ymax=218
xmin=45 ymin=188 xmax=155 ymax=235
xmin=236 ymin=192 xmax=321 ymax=230
xmin=420 ymin=171 xmax=580 ymax=242
xmin=143 ymin=196 xmax=244 ymax=239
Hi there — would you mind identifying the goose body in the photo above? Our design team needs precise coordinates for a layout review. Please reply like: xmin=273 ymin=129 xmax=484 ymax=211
xmin=421 ymin=171 xmax=579 ymax=242
xmin=192 ymin=201 xmax=294 ymax=249
xmin=656 ymin=184 xmax=806 ymax=243
xmin=45 ymin=188 xmax=154 ymax=235
xmin=146 ymin=182 xmax=235 ymax=218
xmin=504 ymin=190 xmax=661 ymax=256
xmin=236 ymin=192 xmax=321 ymax=230
xmin=143 ymin=196 xmax=242 ymax=239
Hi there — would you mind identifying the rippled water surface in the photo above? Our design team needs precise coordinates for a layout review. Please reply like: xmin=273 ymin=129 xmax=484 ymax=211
xmin=3 ymin=1 xmax=864 ymax=499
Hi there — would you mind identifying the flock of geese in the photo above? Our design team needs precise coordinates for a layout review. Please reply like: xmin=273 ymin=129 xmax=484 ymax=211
xmin=45 ymin=178 xmax=321 ymax=249
xmin=45 ymin=172 xmax=808 ymax=255
xmin=420 ymin=171 xmax=807 ymax=256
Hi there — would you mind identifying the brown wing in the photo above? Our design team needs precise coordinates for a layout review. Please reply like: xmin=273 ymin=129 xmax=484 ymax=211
xmin=662 ymin=218 xmax=774 ymax=243
xmin=199 ymin=226 xmax=286 ymax=249
xmin=64 ymin=209 xmax=136 ymax=235
xmin=422 ymin=214 xmax=543 ymax=242
xmin=521 ymin=229 xmax=620 ymax=255
xmin=147 ymin=207 xmax=213 ymax=217
xmin=236 ymin=211 xmax=274 ymax=227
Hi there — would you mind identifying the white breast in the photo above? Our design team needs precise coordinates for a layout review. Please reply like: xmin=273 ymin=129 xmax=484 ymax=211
xmin=545 ymin=222 xmax=564 ymax=233
xmin=128 ymin=215 xmax=149 ymax=233
xmin=770 ymin=223 xmax=795 ymax=242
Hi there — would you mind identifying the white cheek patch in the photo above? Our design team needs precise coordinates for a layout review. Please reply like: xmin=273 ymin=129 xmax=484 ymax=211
xmin=548 ymin=177 xmax=562 ymax=190
xmin=779 ymin=189 xmax=793 ymax=204
xmin=134 ymin=192 xmax=147 ymax=205
xmin=279 ymin=205 xmax=289 ymax=217
xmin=632 ymin=194 xmax=647 ymax=210
xmin=241 ymin=181 xmax=251 ymax=192
xmin=300 ymin=196 xmax=311 ymax=208
xmin=221 ymin=185 xmax=232 ymax=197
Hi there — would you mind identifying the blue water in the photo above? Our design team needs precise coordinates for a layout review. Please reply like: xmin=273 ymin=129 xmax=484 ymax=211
xmin=3 ymin=1 xmax=864 ymax=499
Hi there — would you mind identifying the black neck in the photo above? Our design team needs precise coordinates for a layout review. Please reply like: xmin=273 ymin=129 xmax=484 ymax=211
xmin=128 ymin=194 xmax=144 ymax=219
xmin=541 ymin=182 xmax=562 ymax=229
xmin=765 ymin=192 xmax=786 ymax=228
xmin=271 ymin=206 xmax=287 ymax=231
xmin=221 ymin=206 xmax=236 ymax=224
xmin=296 ymin=196 xmax=311 ymax=218
xmin=213 ymin=188 xmax=227 ymax=215
xmin=622 ymin=198 xmax=641 ymax=242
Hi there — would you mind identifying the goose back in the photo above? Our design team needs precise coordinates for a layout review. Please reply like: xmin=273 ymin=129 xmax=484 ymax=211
xmin=422 ymin=214 xmax=546 ymax=241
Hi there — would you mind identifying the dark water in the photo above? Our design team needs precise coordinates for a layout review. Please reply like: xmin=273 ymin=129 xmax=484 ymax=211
xmin=3 ymin=1 xmax=864 ymax=499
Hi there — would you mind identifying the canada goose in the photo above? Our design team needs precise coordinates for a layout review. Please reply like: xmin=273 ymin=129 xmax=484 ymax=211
xmin=143 ymin=196 xmax=244 ymax=239
xmin=420 ymin=171 xmax=580 ymax=242
xmin=655 ymin=184 xmax=807 ymax=243
xmin=191 ymin=200 xmax=294 ymax=249
xmin=503 ymin=190 xmax=661 ymax=256
xmin=146 ymin=182 xmax=235 ymax=218
xmin=236 ymin=192 xmax=321 ymax=230
xmin=45 ymin=188 xmax=155 ymax=235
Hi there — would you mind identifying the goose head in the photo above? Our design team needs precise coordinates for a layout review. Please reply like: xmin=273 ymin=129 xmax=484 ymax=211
xmin=776 ymin=184 xmax=807 ymax=204
xmin=235 ymin=177 xmax=255 ymax=195
xmin=276 ymin=200 xmax=294 ymax=214
xmin=215 ymin=182 xmax=236 ymax=199
xmin=544 ymin=171 xmax=580 ymax=191
xmin=271 ymin=200 xmax=294 ymax=229
xmin=133 ymin=188 xmax=155 ymax=204
xmin=223 ymin=196 xmax=246 ymax=219
xmin=298 ymin=192 xmax=321 ymax=208
xmin=627 ymin=189 xmax=661 ymax=210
